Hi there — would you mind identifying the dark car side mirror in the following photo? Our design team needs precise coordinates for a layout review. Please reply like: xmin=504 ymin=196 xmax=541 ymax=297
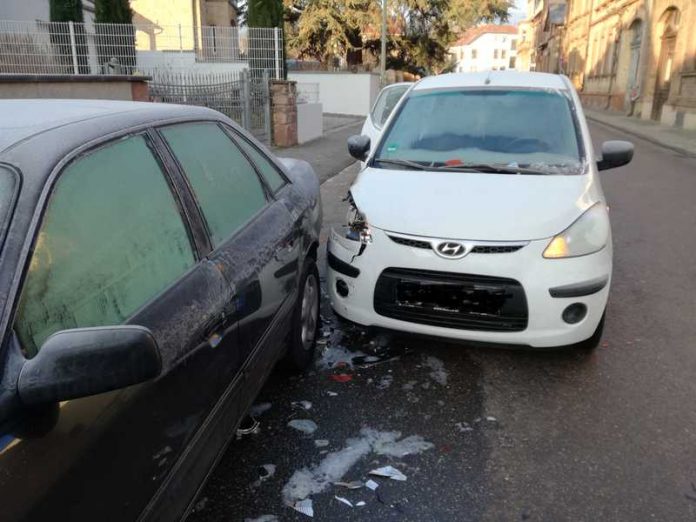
xmin=597 ymin=140 xmax=634 ymax=171
xmin=347 ymin=135 xmax=371 ymax=161
xmin=18 ymin=326 xmax=161 ymax=406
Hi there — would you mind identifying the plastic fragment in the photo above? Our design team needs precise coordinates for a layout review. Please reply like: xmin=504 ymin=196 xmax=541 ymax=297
xmin=292 ymin=400 xmax=313 ymax=411
xmin=327 ymin=391 xmax=338 ymax=397
xmin=356 ymin=501 xmax=366 ymax=507
xmin=314 ymin=439 xmax=330 ymax=448
xmin=288 ymin=419 xmax=318 ymax=435
xmin=365 ymin=479 xmax=379 ymax=490
xmin=330 ymin=373 xmax=353 ymax=383
xmin=334 ymin=480 xmax=363 ymax=489
xmin=486 ymin=416 xmax=497 ymax=422
xmin=291 ymin=499 xmax=314 ymax=517
xmin=236 ymin=415 xmax=260 ymax=437
xmin=369 ymin=466 xmax=407 ymax=481
xmin=335 ymin=496 xmax=354 ymax=507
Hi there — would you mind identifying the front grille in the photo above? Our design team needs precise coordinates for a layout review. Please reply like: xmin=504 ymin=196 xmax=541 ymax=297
xmin=471 ymin=245 xmax=524 ymax=254
xmin=374 ymin=268 xmax=528 ymax=332
xmin=388 ymin=235 xmax=432 ymax=249
xmin=388 ymin=235 xmax=525 ymax=254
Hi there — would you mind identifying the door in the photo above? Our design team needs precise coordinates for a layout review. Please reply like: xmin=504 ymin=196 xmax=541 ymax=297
xmin=158 ymin=122 xmax=299 ymax=399
xmin=652 ymin=9 xmax=680 ymax=122
xmin=0 ymin=133 xmax=241 ymax=521
xmin=362 ymin=83 xmax=411 ymax=150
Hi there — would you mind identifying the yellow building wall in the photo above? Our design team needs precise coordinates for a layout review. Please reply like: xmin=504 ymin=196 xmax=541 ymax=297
xmin=131 ymin=0 xmax=202 ymax=51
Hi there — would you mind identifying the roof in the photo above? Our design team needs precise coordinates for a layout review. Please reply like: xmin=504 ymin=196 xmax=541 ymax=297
xmin=413 ymin=71 xmax=570 ymax=91
xmin=453 ymin=24 xmax=518 ymax=47
xmin=0 ymin=99 xmax=215 ymax=153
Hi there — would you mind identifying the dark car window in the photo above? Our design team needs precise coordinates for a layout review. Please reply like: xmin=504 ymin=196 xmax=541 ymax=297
xmin=0 ymin=166 xmax=17 ymax=251
xmin=161 ymin=123 xmax=267 ymax=248
xmin=234 ymin=133 xmax=287 ymax=193
xmin=14 ymin=135 xmax=195 ymax=357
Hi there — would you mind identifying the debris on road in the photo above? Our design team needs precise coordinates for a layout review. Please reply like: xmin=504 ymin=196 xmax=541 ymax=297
xmin=288 ymin=419 xmax=318 ymax=435
xmin=330 ymin=373 xmax=353 ymax=383
xmin=334 ymin=480 xmax=363 ymax=489
xmin=244 ymin=516 xmax=278 ymax=522
xmin=373 ymin=432 xmax=434 ymax=457
xmin=335 ymin=496 xmax=354 ymax=507
xmin=326 ymin=391 xmax=338 ymax=396
xmin=365 ymin=479 xmax=379 ymax=490
xmin=356 ymin=501 xmax=366 ymax=507
xmin=314 ymin=439 xmax=330 ymax=448
xmin=486 ymin=416 xmax=497 ymax=422
xmin=424 ymin=355 xmax=449 ymax=386
xmin=290 ymin=499 xmax=314 ymax=518
xmin=291 ymin=400 xmax=313 ymax=411
xmin=250 ymin=402 xmax=272 ymax=417
xmin=251 ymin=464 xmax=276 ymax=488
xmin=376 ymin=375 xmax=394 ymax=389
xmin=455 ymin=421 xmax=473 ymax=433
xmin=236 ymin=416 xmax=261 ymax=438
xmin=369 ymin=465 xmax=407 ymax=481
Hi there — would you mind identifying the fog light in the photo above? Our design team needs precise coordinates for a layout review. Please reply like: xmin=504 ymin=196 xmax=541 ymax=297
xmin=336 ymin=279 xmax=349 ymax=298
xmin=562 ymin=303 xmax=587 ymax=324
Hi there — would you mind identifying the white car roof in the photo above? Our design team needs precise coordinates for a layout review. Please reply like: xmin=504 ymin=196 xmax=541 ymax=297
xmin=413 ymin=71 xmax=570 ymax=91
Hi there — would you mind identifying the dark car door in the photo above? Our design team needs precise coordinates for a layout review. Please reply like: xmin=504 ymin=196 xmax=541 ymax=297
xmin=0 ymin=131 xmax=244 ymax=521
xmin=157 ymin=122 xmax=300 ymax=398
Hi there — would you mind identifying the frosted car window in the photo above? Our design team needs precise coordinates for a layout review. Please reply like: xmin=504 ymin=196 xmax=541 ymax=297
xmin=371 ymin=85 xmax=409 ymax=128
xmin=0 ymin=167 xmax=17 ymax=251
xmin=235 ymin=135 xmax=286 ymax=193
xmin=376 ymin=89 xmax=582 ymax=172
xmin=162 ymin=123 xmax=267 ymax=247
xmin=15 ymin=135 xmax=195 ymax=357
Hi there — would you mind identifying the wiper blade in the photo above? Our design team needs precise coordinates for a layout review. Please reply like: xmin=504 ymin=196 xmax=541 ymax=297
xmin=373 ymin=158 xmax=430 ymax=170
xmin=433 ymin=163 xmax=546 ymax=175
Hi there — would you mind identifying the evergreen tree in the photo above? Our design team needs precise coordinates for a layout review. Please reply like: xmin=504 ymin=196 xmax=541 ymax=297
xmin=50 ymin=0 xmax=84 ymax=22
xmin=94 ymin=0 xmax=133 ymax=24
xmin=248 ymin=0 xmax=284 ymax=27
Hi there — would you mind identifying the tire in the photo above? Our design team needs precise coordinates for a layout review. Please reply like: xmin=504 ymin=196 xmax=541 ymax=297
xmin=284 ymin=260 xmax=320 ymax=371
xmin=573 ymin=312 xmax=605 ymax=350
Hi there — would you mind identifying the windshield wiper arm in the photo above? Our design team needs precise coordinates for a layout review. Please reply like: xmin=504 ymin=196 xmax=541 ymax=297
xmin=373 ymin=158 xmax=431 ymax=170
xmin=433 ymin=163 xmax=547 ymax=175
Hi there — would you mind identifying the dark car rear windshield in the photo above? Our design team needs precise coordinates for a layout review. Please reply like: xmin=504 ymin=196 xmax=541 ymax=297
xmin=374 ymin=88 xmax=583 ymax=174
xmin=0 ymin=167 xmax=17 ymax=248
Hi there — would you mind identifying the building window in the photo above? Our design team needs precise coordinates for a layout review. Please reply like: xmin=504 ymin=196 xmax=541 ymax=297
xmin=472 ymin=49 xmax=477 ymax=59
xmin=509 ymin=56 xmax=516 ymax=69
xmin=502 ymin=49 xmax=507 ymax=59
xmin=494 ymin=49 xmax=499 ymax=59
xmin=511 ymin=39 xmax=517 ymax=50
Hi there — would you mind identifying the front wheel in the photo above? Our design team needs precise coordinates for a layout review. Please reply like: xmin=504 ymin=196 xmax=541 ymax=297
xmin=284 ymin=261 xmax=320 ymax=371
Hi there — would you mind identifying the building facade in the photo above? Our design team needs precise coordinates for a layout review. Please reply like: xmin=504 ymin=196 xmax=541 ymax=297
xmin=524 ymin=0 xmax=696 ymax=129
xmin=450 ymin=25 xmax=519 ymax=73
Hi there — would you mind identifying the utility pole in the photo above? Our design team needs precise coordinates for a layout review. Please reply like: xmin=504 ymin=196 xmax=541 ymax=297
xmin=380 ymin=0 xmax=387 ymax=85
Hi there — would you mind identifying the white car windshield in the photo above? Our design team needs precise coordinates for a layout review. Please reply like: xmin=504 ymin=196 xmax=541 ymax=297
xmin=374 ymin=88 xmax=584 ymax=175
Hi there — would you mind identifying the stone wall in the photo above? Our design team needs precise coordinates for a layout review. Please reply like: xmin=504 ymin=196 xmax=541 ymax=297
xmin=271 ymin=80 xmax=298 ymax=147
xmin=0 ymin=75 xmax=150 ymax=101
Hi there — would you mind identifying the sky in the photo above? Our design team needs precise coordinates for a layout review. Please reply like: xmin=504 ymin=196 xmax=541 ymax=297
xmin=509 ymin=0 xmax=527 ymax=25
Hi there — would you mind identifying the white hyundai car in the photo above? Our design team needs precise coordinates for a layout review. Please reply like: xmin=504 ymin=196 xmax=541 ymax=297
xmin=327 ymin=71 xmax=633 ymax=349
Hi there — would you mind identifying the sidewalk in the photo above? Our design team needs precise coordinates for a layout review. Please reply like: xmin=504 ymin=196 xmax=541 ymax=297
xmin=272 ymin=114 xmax=363 ymax=184
xmin=584 ymin=109 xmax=696 ymax=157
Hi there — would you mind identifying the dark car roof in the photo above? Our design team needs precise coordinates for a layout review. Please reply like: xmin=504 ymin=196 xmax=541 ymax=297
xmin=0 ymin=99 xmax=221 ymax=156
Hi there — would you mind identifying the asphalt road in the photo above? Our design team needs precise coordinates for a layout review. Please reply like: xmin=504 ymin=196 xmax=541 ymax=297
xmin=189 ymin=122 xmax=696 ymax=521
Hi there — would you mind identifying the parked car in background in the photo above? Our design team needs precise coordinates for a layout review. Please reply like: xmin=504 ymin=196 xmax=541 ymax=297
xmin=331 ymin=71 xmax=633 ymax=350
xmin=0 ymin=100 xmax=321 ymax=521
xmin=360 ymin=82 xmax=412 ymax=152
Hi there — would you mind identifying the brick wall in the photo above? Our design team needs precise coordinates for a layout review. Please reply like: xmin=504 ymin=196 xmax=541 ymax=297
xmin=271 ymin=80 xmax=298 ymax=147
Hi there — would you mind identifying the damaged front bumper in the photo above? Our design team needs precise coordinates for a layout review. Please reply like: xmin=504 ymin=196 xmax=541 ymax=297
xmin=327 ymin=225 xmax=612 ymax=348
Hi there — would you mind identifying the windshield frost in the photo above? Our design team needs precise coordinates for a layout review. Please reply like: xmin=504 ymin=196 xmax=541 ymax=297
xmin=375 ymin=88 xmax=583 ymax=174
xmin=0 ymin=167 xmax=16 ymax=247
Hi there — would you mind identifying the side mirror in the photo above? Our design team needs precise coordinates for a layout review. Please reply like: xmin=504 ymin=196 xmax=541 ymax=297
xmin=597 ymin=140 xmax=634 ymax=171
xmin=18 ymin=326 xmax=161 ymax=406
xmin=347 ymin=135 xmax=371 ymax=161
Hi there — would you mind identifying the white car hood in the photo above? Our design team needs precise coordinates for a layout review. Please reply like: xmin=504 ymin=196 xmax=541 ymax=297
xmin=351 ymin=168 xmax=599 ymax=241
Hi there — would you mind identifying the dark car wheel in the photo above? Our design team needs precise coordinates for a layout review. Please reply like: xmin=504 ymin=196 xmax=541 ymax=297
xmin=285 ymin=261 xmax=320 ymax=371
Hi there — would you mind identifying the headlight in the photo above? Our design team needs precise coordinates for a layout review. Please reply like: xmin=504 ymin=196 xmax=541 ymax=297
xmin=543 ymin=203 xmax=610 ymax=258
xmin=345 ymin=195 xmax=372 ymax=244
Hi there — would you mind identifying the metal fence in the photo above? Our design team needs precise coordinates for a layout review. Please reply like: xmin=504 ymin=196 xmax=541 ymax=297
xmin=296 ymin=82 xmax=320 ymax=104
xmin=0 ymin=20 xmax=284 ymax=78
xmin=149 ymin=69 xmax=272 ymax=144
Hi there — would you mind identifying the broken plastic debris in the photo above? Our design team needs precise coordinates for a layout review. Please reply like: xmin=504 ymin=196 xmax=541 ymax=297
xmin=290 ymin=499 xmax=314 ymax=518
xmin=251 ymin=464 xmax=277 ymax=488
xmin=244 ymin=516 xmax=279 ymax=522
xmin=356 ymin=501 xmax=366 ymax=507
xmin=236 ymin=415 xmax=260 ymax=437
xmin=365 ymin=479 xmax=379 ymax=490
xmin=486 ymin=416 xmax=497 ymax=422
xmin=334 ymin=480 xmax=363 ymax=489
xmin=291 ymin=400 xmax=313 ymax=411
xmin=250 ymin=402 xmax=272 ymax=417
xmin=314 ymin=439 xmax=330 ymax=448
xmin=327 ymin=391 xmax=338 ymax=397
xmin=455 ymin=422 xmax=473 ymax=433
xmin=330 ymin=373 xmax=353 ymax=383
xmin=335 ymin=496 xmax=354 ymax=507
xmin=288 ymin=419 xmax=318 ymax=435
xmin=369 ymin=465 xmax=407 ymax=481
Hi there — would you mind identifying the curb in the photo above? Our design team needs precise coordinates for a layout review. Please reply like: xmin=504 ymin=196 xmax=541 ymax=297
xmin=586 ymin=115 xmax=696 ymax=158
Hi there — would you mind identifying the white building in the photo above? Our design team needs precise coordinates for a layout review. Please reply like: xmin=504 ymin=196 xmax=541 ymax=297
xmin=450 ymin=25 xmax=519 ymax=73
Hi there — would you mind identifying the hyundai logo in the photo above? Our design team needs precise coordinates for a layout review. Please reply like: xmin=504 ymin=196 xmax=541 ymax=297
xmin=435 ymin=241 xmax=467 ymax=259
